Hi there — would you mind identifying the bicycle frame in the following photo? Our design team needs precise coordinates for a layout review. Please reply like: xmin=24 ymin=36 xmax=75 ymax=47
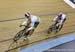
xmin=13 ymin=24 xmax=30 ymax=42
xmin=47 ymin=22 xmax=58 ymax=34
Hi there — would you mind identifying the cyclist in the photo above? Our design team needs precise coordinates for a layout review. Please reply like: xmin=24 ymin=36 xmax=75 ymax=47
xmin=53 ymin=12 xmax=67 ymax=33
xmin=20 ymin=12 xmax=40 ymax=39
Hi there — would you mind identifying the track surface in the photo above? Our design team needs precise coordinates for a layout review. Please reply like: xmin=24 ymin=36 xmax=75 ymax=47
xmin=0 ymin=0 xmax=75 ymax=52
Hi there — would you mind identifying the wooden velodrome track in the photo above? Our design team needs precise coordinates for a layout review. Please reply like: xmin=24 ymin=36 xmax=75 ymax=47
xmin=0 ymin=0 xmax=75 ymax=52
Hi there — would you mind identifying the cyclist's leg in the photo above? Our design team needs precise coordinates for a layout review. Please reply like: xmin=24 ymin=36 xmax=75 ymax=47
xmin=25 ymin=29 xmax=34 ymax=37
xmin=24 ymin=22 xmax=39 ymax=38
xmin=55 ymin=22 xmax=61 ymax=33
xmin=23 ymin=29 xmax=34 ymax=40
xmin=58 ymin=24 xmax=63 ymax=31
xmin=27 ymin=29 xmax=34 ymax=36
xmin=59 ymin=18 xmax=66 ymax=31
xmin=55 ymin=21 xmax=59 ymax=30
xmin=27 ymin=22 xmax=39 ymax=36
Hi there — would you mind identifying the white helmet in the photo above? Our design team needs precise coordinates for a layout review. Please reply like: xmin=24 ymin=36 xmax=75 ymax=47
xmin=25 ymin=12 xmax=30 ymax=18
xmin=58 ymin=13 xmax=63 ymax=17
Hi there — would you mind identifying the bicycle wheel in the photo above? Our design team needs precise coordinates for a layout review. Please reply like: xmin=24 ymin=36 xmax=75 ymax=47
xmin=47 ymin=25 xmax=53 ymax=34
xmin=13 ymin=30 xmax=24 ymax=42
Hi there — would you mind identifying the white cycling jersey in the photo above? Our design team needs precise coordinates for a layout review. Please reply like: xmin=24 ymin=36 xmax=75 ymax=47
xmin=21 ymin=15 xmax=40 ymax=31
xmin=31 ymin=15 xmax=40 ymax=23
xmin=53 ymin=13 xmax=66 ymax=25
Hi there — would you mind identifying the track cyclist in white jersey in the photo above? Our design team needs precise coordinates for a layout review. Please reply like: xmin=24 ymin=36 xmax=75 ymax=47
xmin=20 ymin=12 xmax=40 ymax=39
xmin=53 ymin=12 xmax=67 ymax=33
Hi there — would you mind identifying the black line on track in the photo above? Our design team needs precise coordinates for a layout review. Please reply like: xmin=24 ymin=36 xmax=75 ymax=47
xmin=0 ymin=18 xmax=24 ymax=22
xmin=0 ymin=11 xmax=75 ymax=22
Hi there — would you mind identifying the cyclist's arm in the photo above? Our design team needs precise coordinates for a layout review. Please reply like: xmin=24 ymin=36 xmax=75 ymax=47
xmin=53 ymin=16 xmax=58 ymax=22
xmin=20 ymin=19 xmax=28 ymax=27
xmin=20 ymin=19 xmax=31 ymax=27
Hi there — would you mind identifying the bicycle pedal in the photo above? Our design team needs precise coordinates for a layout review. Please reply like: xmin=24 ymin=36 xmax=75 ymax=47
xmin=23 ymin=38 xmax=27 ymax=41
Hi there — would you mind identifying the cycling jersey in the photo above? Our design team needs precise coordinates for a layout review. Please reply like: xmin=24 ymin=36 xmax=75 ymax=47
xmin=21 ymin=15 xmax=40 ymax=31
xmin=53 ymin=14 xmax=66 ymax=25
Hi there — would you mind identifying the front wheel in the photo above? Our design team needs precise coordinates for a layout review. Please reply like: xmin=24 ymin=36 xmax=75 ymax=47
xmin=47 ymin=25 xmax=53 ymax=34
xmin=13 ymin=30 xmax=24 ymax=42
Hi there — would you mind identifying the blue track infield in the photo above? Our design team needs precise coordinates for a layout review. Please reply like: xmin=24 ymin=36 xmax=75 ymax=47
xmin=20 ymin=33 xmax=75 ymax=52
